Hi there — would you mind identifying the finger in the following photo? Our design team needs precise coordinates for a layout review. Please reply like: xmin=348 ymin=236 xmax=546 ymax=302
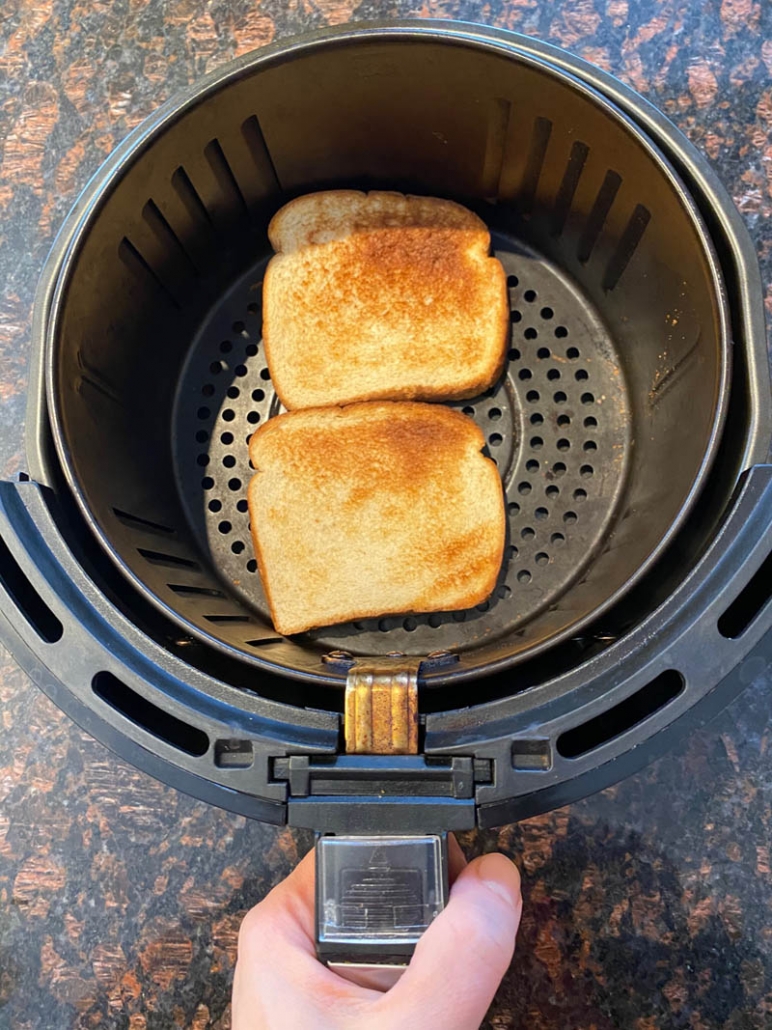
xmin=381 ymin=853 xmax=522 ymax=1030
xmin=447 ymin=833 xmax=467 ymax=883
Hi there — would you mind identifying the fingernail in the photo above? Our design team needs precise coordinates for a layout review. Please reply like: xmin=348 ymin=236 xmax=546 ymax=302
xmin=476 ymin=853 xmax=521 ymax=910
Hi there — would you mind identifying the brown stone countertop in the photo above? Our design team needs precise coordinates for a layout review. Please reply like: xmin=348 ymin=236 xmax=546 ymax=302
xmin=1 ymin=1 xmax=772 ymax=1028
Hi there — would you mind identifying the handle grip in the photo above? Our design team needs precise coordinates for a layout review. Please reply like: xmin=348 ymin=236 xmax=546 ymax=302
xmin=316 ymin=833 xmax=449 ymax=988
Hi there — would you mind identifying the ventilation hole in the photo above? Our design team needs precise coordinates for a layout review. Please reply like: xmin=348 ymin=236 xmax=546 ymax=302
xmin=223 ymin=454 xmax=236 ymax=468
xmin=93 ymin=672 xmax=208 ymax=756
xmin=496 ymin=584 xmax=512 ymax=599
xmin=518 ymin=482 xmax=532 ymax=495
xmin=537 ymin=347 xmax=551 ymax=359
xmin=232 ymin=320 xmax=246 ymax=334
xmin=524 ymin=327 xmax=538 ymax=340
xmin=247 ymin=411 xmax=260 ymax=424
xmin=518 ymin=569 xmax=532 ymax=584
xmin=511 ymin=310 xmax=523 ymax=323
xmin=718 ymin=549 xmax=772 ymax=638
xmin=252 ymin=388 xmax=265 ymax=402
xmin=201 ymin=477 xmax=214 ymax=490
xmin=581 ymin=392 xmax=595 ymax=405
xmin=519 ymin=368 xmax=533 ymax=381
xmin=202 ymin=384 xmax=215 ymax=397
xmin=0 ymin=534 xmax=63 ymax=643
xmin=210 ymin=361 xmax=223 ymax=375
xmin=236 ymin=499 xmax=248 ymax=513
xmin=547 ymin=368 xmax=561 ymax=381
xmin=231 ymin=540 xmax=245 ymax=554
xmin=524 ymin=289 xmax=537 ymax=302
xmin=526 ymin=390 xmax=540 ymax=403
xmin=227 ymin=386 xmax=240 ymax=399
xmin=566 ymin=346 xmax=580 ymax=359
xmin=550 ymin=532 xmax=566 ymax=545
xmin=583 ymin=440 xmax=598 ymax=452
xmin=553 ymin=462 xmax=566 ymax=477
xmin=477 ymin=600 xmax=490 ymax=613
xmin=221 ymin=431 xmax=234 ymax=445
xmin=530 ymin=436 xmax=543 ymax=450
xmin=208 ymin=499 xmax=222 ymax=513
xmin=580 ymin=465 xmax=594 ymax=478
xmin=197 ymin=406 xmax=211 ymax=420
xmin=245 ymin=434 xmax=252 ymax=445
xmin=507 ymin=544 xmax=519 ymax=559
xmin=557 ymin=414 xmax=571 ymax=427
xmin=451 ymin=610 xmax=467 ymax=623
xmin=218 ymin=521 xmax=232 ymax=534
xmin=220 ymin=340 xmax=232 ymax=353
xmin=204 ymin=614 xmax=252 ymax=625
xmin=222 ymin=409 xmax=235 ymax=422
xmin=535 ymin=552 xmax=549 ymax=566
xmin=428 ymin=613 xmax=443 ymax=628
xmin=245 ymin=343 xmax=258 ymax=357
xmin=235 ymin=364 xmax=248 ymax=377
xmin=521 ymin=526 xmax=535 ymax=540
xmin=554 ymin=391 xmax=568 ymax=404
xmin=508 ymin=347 xmax=521 ymax=361
xmin=557 ymin=671 xmax=684 ymax=759
xmin=555 ymin=326 xmax=568 ymax=338
xmin=564 ymin=510 xmax=578 ymax=524
xmin=228 ymin=478 xmax=242 ymax=491
xmin=260 ymin=367 xmax=271 ymax=381
xmin=196 ymin=454 xmax=209 ymax=467
xmin=525 ymin=459 xmax=540 ymax=473
xmin=489 ymin=433 xmax=503 ymax=447
xmin=508 ymin=501 xmax=520 ymax=514
xmin=247 ymin=302 xmax=259 ymax=315
xmin=574 ymin=488 xmax=588 ymax=501
xmin=530 ymin=413 xmax=544 ymax=426
xmin=546 ymin=485 xmax=560 ymax=498
xmin=557 ymin=438 xmax=571 ymax=452
xmin=584 ymin=415 xmax=598 ymax=428
xmin=574 ymin=370 xmax=588 ymax=383
xmin=378 ymin=618 xmax=392 ymax=631
xmin=535 ymin=507 xmax=548 ymax=520
xmin=507 ymin=274 xmax=520 ymax=288
xmin=462 ymin=405 xmax=475 ymax=416
xmin=167 ymin=584 xmax=225 ymax=599
xmin=247 ymin=559 xmax=257 ymax=573
xmin=489 ymin=408 xmax=502 ymax=421
xmin=138 ymin=548 xmax=200 ymax=570
xmin=195 ymin=430 xmax=208 ymax=444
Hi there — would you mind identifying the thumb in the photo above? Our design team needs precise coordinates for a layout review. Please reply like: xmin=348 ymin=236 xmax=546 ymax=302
xmin=384 ymin=852 xmax=522 ymax=1030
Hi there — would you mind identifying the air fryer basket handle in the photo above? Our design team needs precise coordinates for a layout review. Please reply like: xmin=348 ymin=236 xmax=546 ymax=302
xmin=315 ymin=832 xmax=450 ymax=986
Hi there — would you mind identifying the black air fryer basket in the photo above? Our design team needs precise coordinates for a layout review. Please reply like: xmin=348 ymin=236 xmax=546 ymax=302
xmin=2 ymin=22 xmax=771 ymax=976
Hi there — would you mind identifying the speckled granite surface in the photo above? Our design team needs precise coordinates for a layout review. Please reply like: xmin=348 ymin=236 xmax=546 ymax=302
xmin=1 ymin=2 xmax=772 ymax=1028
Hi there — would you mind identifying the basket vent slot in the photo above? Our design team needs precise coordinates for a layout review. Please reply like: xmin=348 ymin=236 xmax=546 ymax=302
xmin=241 ymin=115 xmax=281 ymax=191
xmin=0 ymin=534 xmax=63 ymax=644
xmin=204 ymin=138 xmax=248 ymax=214
xmin=556 ymin=669 xmax=683 ymax=759
xmin=602 ymin=204 xmax=651 ymax=291
xmin=577 ymin=169 xmax=621 ymax=263
xmin=93 ymin=671 xmax=209 ymax=756
xmin=519 ymin=116 xmax=552 ymax=215
xmin=718 ymin=549 xmax=772 ymax=639
xmin=118 ymin=237 xmax=181 ymax=310
xmin=142 ymin=199 xmax=200 ymax=277
xmin=168 ymin=583 xmax=226 ymax=599
xmin=138 ymin=548 xmax=200 ymax=570
xmin=113 ymin=508 xmax=175 ymax=536
xmin=551 ymin=140 xmax=589 ymax=237
xmin=171 ymin=166 xmax=214 ymax=230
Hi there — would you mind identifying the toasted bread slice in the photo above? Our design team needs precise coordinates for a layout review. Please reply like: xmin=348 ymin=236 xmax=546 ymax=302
xmin=263 ymin=191 xmax=509 ymax=410
xmin=248 ymin=402 xmax=505 ymax=635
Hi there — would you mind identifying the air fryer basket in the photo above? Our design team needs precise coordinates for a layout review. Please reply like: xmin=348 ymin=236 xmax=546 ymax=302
xmin=48 ymin=35 xmax=729 ymax=685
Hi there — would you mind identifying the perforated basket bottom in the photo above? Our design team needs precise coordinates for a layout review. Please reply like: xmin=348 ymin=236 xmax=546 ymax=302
xmin=172 ymin=233 xmax=630 ymax=655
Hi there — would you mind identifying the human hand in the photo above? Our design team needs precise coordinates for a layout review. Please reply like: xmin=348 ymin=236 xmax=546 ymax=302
xmin=233 ymin=836 xmax=522 ymax=1030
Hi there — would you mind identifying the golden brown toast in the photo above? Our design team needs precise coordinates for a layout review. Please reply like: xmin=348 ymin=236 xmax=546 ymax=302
xmin=263 ymin=191 xmax=509 ymax=410
xmin=248 ymin=402 xmax=505 ymax=635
